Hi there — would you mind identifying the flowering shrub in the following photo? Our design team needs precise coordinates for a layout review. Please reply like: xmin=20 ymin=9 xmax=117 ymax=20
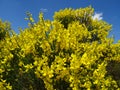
xmin=0 ymin=6 xmax=120 ymax=90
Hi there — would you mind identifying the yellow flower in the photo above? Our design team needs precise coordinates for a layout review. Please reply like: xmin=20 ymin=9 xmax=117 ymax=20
xmin=0 ymin=69 xmax=4 ymax=73
xmin=29 ymin=17 xmax=34 ymax=22
xmin=18 ymin=61 xmax=23 ymax=67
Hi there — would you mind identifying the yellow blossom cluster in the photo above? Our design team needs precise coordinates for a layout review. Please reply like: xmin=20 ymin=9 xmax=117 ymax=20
xmin=0 ymin=6 xmax=120 ymax=89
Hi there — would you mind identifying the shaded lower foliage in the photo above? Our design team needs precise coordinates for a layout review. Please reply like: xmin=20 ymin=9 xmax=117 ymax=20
xmin=106 ymin=60 xmax=120 ymax=87
xmin=53 ymin=79 xmax=72 ymax=90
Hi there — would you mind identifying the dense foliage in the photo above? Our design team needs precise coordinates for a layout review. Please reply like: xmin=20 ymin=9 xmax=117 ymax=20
xmin=0 ymin=20 xmax=11 ymax=40
xmin=0 ymin=6 xmax=120 ymax=90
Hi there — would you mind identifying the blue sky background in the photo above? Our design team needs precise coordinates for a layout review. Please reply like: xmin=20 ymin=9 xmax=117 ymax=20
xmin=0 ymin=0 xmax=120 ymax=42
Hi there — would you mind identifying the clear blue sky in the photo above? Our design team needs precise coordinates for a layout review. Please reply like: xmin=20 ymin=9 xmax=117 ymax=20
xmin=0 ymin=0 xmax=120 ymax=42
